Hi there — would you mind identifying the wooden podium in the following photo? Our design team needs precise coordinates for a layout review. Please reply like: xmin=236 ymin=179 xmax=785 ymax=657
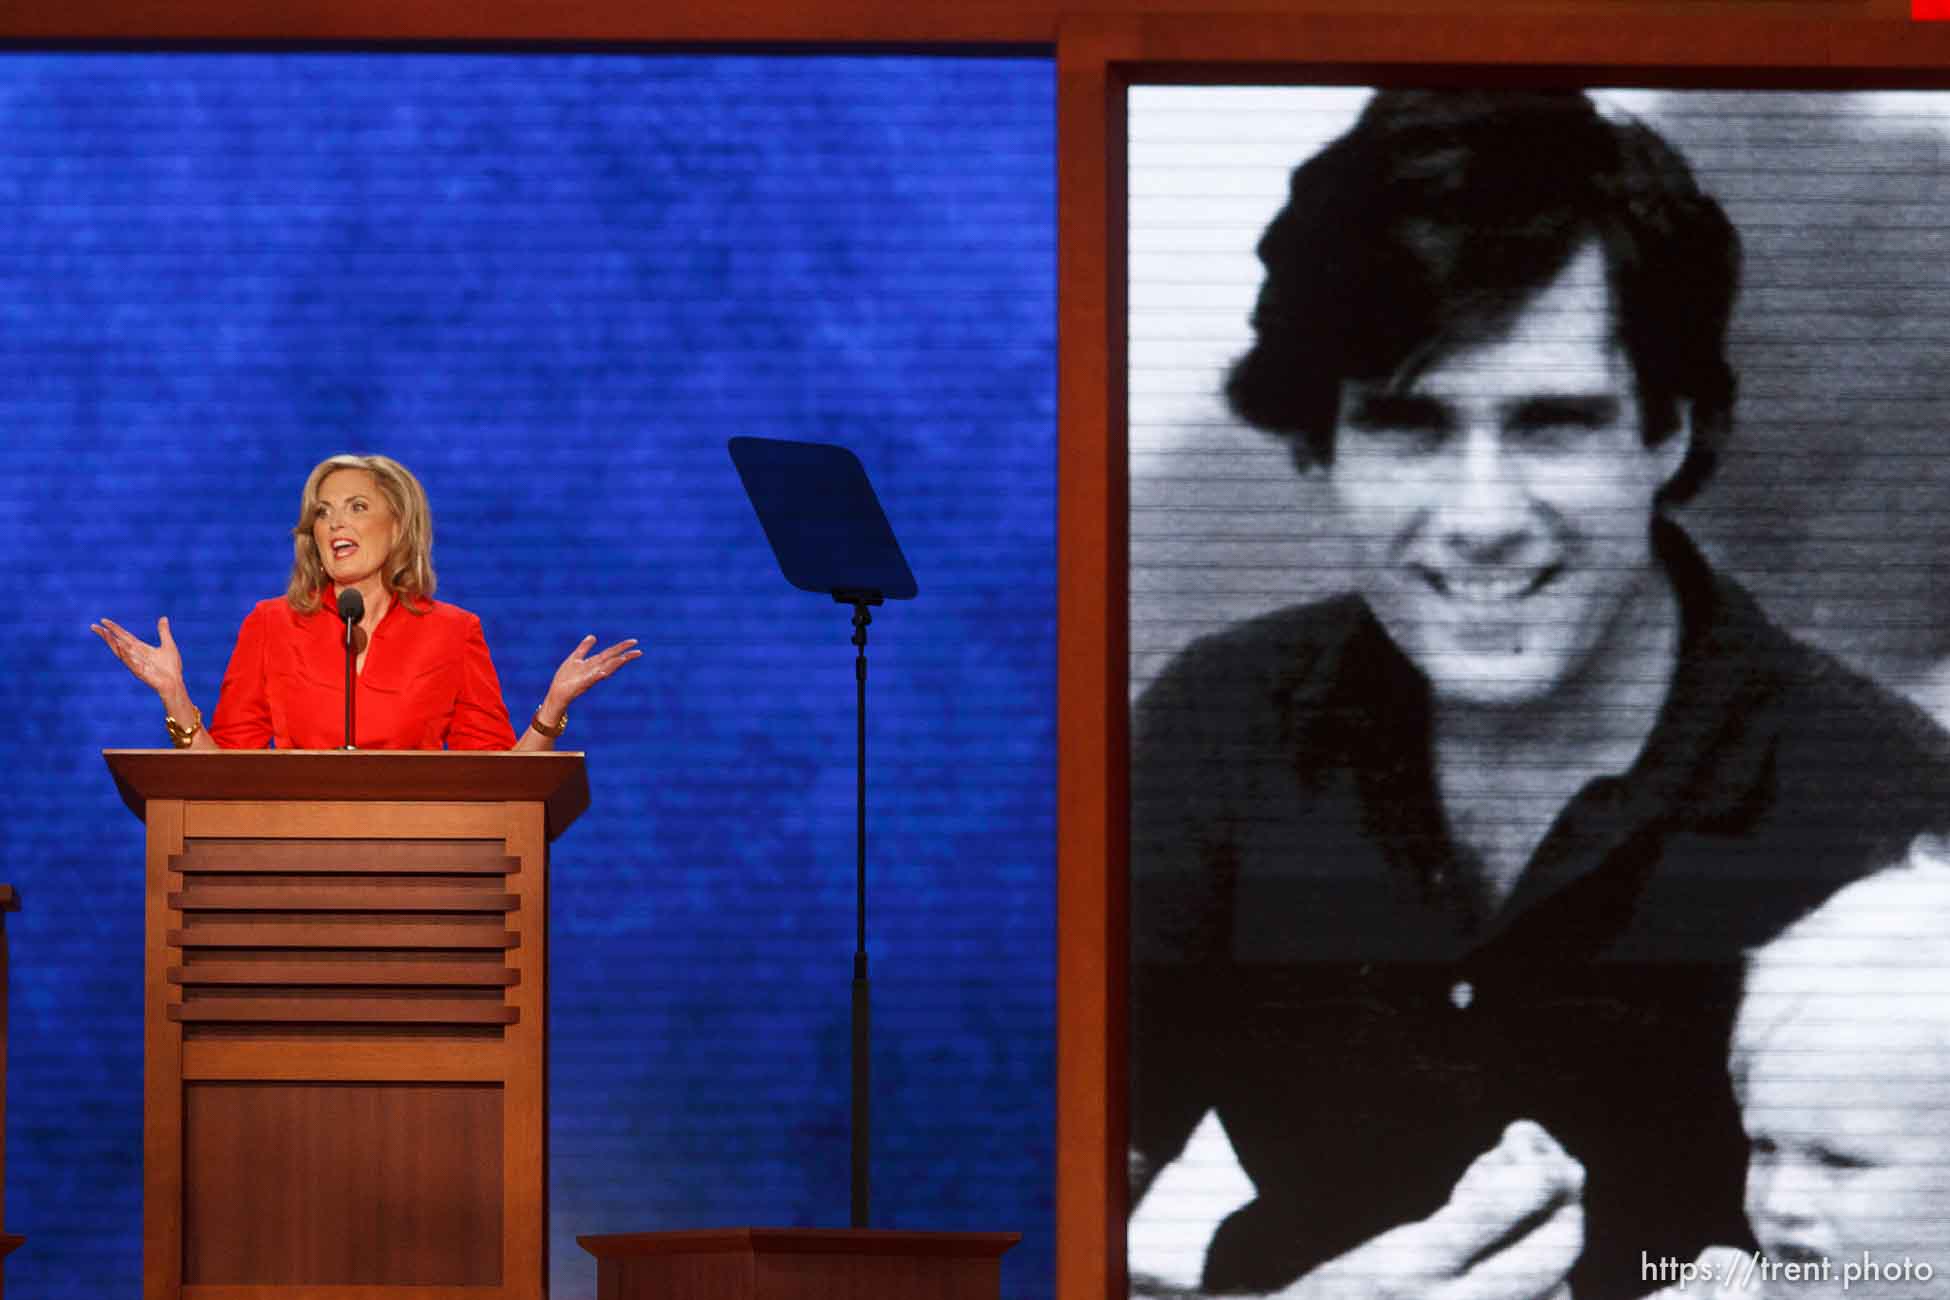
xmin=107 ymin=749 xmax=589 ymax=1300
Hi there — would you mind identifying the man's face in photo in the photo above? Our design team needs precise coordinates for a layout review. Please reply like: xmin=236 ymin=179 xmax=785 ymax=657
xmin=1327 ymin=240 xmax=1688 ymax=708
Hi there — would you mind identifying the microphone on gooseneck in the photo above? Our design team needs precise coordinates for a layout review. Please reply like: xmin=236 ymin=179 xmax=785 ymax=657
xmin=337 ymin=589 xmax=363 ymax=750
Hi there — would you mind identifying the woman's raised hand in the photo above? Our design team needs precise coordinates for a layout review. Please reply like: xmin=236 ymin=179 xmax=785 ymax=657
xmin=91 ymin=616 xmax=187 ymax=700
xmin=515 ymin=635 xmax=640 ymax=751
xmin=545 ymin=635 xmax=641 ymax=712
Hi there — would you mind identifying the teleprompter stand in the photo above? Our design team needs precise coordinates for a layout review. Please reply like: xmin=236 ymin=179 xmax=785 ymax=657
xmin=730 ymin=435 xmax=918 ymax=1230
xmin=579 ymin=440 xmax=1013 ymax=1299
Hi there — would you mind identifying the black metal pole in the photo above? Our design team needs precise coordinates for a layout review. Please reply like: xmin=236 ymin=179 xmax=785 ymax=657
xmin=343 ymin=617 xmax=357 ymax=750
xmin=849 ymin=597 xmax=871 ymax=1229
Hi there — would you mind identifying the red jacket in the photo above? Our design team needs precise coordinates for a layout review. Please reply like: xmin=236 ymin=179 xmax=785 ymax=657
xmin=208 ymin=591 xmax=519 ymax=751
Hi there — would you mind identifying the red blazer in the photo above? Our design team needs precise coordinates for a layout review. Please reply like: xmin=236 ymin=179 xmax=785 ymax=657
xmin=208 ymin=591 xmax=520 ymax=751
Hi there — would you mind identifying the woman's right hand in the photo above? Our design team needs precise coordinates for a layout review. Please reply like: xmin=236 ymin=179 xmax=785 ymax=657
xmin=91 ymin=616 xmax=187 ymax=701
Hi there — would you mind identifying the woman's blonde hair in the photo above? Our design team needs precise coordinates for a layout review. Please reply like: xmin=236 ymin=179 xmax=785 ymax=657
xmin=286 ymin=453 xmax=437 ymax=615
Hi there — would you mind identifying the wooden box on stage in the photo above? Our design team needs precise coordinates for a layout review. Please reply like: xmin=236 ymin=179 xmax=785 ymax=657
xmin=107 ymin=749 xmax=589 ymax=1300
xmin=578 ymin=1229 xmax=1019 ymax=1300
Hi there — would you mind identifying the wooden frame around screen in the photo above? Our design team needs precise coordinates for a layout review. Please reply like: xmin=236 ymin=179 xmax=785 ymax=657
xmin=4 ymin=6 xmax=1949 ymax=1299
xmin=1053 ymin=13 xmax=1950 ymax=1300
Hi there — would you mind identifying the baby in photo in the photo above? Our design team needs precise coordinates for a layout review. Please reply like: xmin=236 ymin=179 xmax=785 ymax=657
xmin=1650 ymin=836 xmax=1950 ymax=1298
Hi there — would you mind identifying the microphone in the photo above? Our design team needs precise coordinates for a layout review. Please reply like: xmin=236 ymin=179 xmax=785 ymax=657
xmin=337 ymin=589 xmax=363 ymax=750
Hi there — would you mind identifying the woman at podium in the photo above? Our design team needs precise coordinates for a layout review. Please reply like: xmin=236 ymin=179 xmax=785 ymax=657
xmin=91 ymin=453 xmax=637 ymax=751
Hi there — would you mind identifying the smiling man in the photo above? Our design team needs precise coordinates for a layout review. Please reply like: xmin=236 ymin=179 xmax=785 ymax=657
xmin=1129 ymin=91 xmax=1950 ymax=1300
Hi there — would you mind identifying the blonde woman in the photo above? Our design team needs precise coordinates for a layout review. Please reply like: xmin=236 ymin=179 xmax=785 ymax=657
xmin=92 ymin=453 xmax=636 ymax=750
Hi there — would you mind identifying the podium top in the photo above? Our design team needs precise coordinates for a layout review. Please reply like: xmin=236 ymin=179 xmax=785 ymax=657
xmin=103 ymin=749 xmax=591 ymax=842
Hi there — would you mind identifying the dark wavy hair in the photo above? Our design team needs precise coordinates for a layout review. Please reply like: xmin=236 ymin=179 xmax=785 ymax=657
xmin=1224 ymin=89 xmax=1741 ymax=504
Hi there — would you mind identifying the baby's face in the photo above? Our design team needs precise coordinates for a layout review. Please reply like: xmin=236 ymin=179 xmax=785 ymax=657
xmin=1740 ymin=1001 xmax=1950 ymax=1297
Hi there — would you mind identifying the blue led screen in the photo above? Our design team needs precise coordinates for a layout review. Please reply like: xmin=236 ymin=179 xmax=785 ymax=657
xmin=0 ymin=52 xmax=1055 ymax=1297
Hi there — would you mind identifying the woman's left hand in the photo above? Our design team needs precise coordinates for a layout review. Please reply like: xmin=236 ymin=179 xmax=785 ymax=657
xmin=544 ymin=635 xmax=641 ymax=715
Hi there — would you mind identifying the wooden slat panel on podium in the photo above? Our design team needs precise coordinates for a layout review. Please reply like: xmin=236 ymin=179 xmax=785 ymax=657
xmin=107 ymin=750 xmax=586 ymax=1300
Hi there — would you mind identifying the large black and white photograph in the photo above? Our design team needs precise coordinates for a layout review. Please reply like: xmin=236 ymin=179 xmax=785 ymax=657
xmin=1126 ymin=86 xmax=1950 ymax=1300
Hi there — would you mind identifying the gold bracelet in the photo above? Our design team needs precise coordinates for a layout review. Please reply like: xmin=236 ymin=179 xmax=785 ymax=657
xmin=165 ymin=706 xmax=203 ymax=749
xmin=530 ymin=708 xmax=567 ymax=739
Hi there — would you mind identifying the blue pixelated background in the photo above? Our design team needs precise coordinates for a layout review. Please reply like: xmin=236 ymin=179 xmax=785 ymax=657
xmin=0 ymin=52 xmax=1054 ymax=1297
